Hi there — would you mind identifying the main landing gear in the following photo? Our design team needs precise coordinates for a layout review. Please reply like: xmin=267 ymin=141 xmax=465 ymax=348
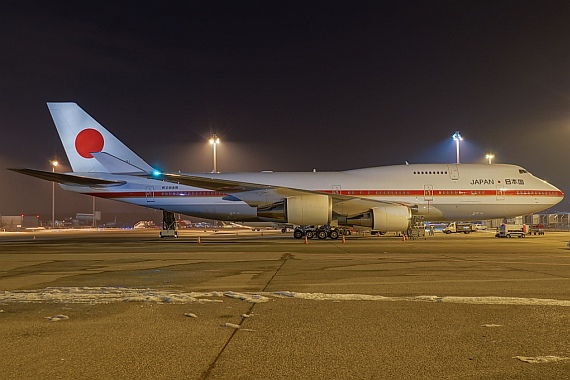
xmin=160 ymin=210 xmax=178 ymax=238
xmin=293 ymin=225 xmax=345 ymax=240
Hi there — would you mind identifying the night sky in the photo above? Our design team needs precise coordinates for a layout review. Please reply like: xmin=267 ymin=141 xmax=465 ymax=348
xmin=2 ymin=1 xmax=570 ymax=222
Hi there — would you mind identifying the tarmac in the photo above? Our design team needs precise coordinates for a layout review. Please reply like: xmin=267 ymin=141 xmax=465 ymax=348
xmin=1 ymin=228 xmax=570 ymax=379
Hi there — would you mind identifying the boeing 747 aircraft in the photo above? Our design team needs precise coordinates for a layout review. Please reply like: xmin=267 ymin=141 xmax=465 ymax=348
xmin=9 ymin=103 xmax=564 ymax=238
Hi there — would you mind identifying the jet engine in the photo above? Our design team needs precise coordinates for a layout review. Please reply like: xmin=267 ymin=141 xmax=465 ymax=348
xmin=257 ymin=194 xmax=332 ymax=225
xmin=337 ymin=205 xmax=411 ymax=232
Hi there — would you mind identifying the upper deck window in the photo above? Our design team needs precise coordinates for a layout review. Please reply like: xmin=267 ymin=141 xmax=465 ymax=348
xmin=519 ymin=169 xmax=528 ymax=174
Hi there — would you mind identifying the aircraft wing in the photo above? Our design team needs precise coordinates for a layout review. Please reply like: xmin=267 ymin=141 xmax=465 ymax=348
xmin=8 ymin=168 xmax=126 ymax=187
xmin=147 ymin=172 xmax=413 ymax=215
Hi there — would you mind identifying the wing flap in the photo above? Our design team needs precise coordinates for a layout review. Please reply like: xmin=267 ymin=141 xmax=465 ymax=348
xmin=150 ymin=172 xmax=307 ymax=205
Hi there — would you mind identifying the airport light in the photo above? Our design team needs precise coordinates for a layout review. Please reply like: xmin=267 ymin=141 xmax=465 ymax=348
xmin=452 ymin=131 xmax=462 ymax=164
xmin=485 ymin=153 xmax=494 ymax=165
xmin=51 ymin=160 xmax=58 ymax=229
xmin=209 ymin=134 xmax=220 ymax=173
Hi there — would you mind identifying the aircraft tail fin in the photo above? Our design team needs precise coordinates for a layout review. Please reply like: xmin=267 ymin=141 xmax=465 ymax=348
xmin=47 ymin=103 xmax=154 ymax=173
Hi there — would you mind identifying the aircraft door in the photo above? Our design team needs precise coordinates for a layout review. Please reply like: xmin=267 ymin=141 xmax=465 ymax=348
xmin=496 ymin=185 xmax=505 ymax=201
xmin=424 ymin=185 xmax=434 ymax=201
xmin=146 ymin=186 xmax=155 ymax=202
xmin=448 ymin=165 xmax=459 ymax=180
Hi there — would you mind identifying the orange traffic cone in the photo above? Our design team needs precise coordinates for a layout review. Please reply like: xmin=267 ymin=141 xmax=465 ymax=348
xmin=197 ymin=236 xmax=201 ymax=244
xmin=304 ymin=235 xmax=308 ymax=244
xmin=342 ymin=234 xmax=346 ymax=243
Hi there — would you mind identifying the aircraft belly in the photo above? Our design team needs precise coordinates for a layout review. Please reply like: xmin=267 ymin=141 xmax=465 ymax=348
xmin=106 ymin=196 xmax=258 ymax=221
xmin=428 ymin=202 xmax=555 ymax=222
xmin=168 ymin=203 xmax=258 ymax=221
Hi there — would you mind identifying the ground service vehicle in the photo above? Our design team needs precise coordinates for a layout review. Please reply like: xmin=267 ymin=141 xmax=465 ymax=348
xmin=529 ymin=224 xmax=545 ymax=235
xmin=443 ymin=222 xmax=473 ymax=234
xmin=495 ymin=224 xmax=527 ymax=238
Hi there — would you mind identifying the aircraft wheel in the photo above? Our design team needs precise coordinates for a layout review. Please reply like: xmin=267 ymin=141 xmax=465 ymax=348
xmin=306 ymin=231 xmax=314 ymax=239
xmin=293 ymin=229 xmax=303 ymax=239
xmin=330 ymin=230 xmax=339 ymax=239
xmin=317 ymin=230 xmax=327 ymax=239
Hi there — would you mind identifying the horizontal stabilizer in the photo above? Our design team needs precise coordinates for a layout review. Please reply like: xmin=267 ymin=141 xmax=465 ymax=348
xmin=8 ymin=168 xmax=126 ymax=187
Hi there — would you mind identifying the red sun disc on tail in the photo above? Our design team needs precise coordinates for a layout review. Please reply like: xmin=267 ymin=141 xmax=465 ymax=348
xmin=75 ymin=129 xmax=104 ymax=158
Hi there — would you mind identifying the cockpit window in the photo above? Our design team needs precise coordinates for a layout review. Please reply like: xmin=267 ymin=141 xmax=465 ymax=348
xmin=519 ymin=169 xmax=528 ymax=174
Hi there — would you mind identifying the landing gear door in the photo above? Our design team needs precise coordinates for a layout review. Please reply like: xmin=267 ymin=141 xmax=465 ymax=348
xmin=146 ymin=186 xmax=155 ymax=202
xmin=448 ymin=165 xmax=459 ymax=180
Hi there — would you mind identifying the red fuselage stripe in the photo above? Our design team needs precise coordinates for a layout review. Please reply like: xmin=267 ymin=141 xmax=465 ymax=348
xmin=83 ymin=189 xmax=564 ymax=199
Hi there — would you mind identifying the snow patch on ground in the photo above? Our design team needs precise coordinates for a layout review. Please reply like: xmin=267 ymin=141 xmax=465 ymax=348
xmin=440 ymin=296 xmax=570 ymax=307
xmin=223 ymin=291 xmax=268 ymax=303
xmin=45 ymin=314 xmax=69 ymax=321
xmin=513 ymin=356 xmax=570 ymax=363
xmin=0 ymin=287 xmax=226 ymax=304
xmin=1 ymin=287 xmax=570 ymax=307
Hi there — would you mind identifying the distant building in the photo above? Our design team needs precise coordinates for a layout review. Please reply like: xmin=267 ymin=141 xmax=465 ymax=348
xmin=1 ymin=215 xmax=40 ymax=230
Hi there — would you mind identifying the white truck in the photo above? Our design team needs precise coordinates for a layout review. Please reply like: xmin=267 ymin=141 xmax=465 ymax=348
xmin=495 ymin=224 xmax=527 ymax=238
xmin=443 ymin=222 xmax=473 ymax=234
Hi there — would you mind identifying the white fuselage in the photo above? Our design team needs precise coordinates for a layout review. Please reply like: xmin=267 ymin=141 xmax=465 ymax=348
xmin=63 ymin=163 xmax=563 ymax=222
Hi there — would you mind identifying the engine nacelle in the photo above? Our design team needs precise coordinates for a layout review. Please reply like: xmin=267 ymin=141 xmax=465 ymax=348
xmin=257 ymin=194 xmax=332 ymax=225
xmin=338 ymin=205 xmax=411 ymax=232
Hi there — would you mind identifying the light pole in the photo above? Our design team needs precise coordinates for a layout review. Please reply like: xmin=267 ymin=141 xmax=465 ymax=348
xmin=51 ymin=160 xmax=58 ymax=228
xmin=452 ymin=131 xmax=462 ymax=164
xmin=209 ymin=134 xmax=220 ymax=173
xmin=485 ymin=153 xmax=494 ymax=165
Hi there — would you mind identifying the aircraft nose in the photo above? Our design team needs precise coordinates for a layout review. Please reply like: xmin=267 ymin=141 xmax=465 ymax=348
xmin=549 ymin=183 xmax=564 ymax=206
